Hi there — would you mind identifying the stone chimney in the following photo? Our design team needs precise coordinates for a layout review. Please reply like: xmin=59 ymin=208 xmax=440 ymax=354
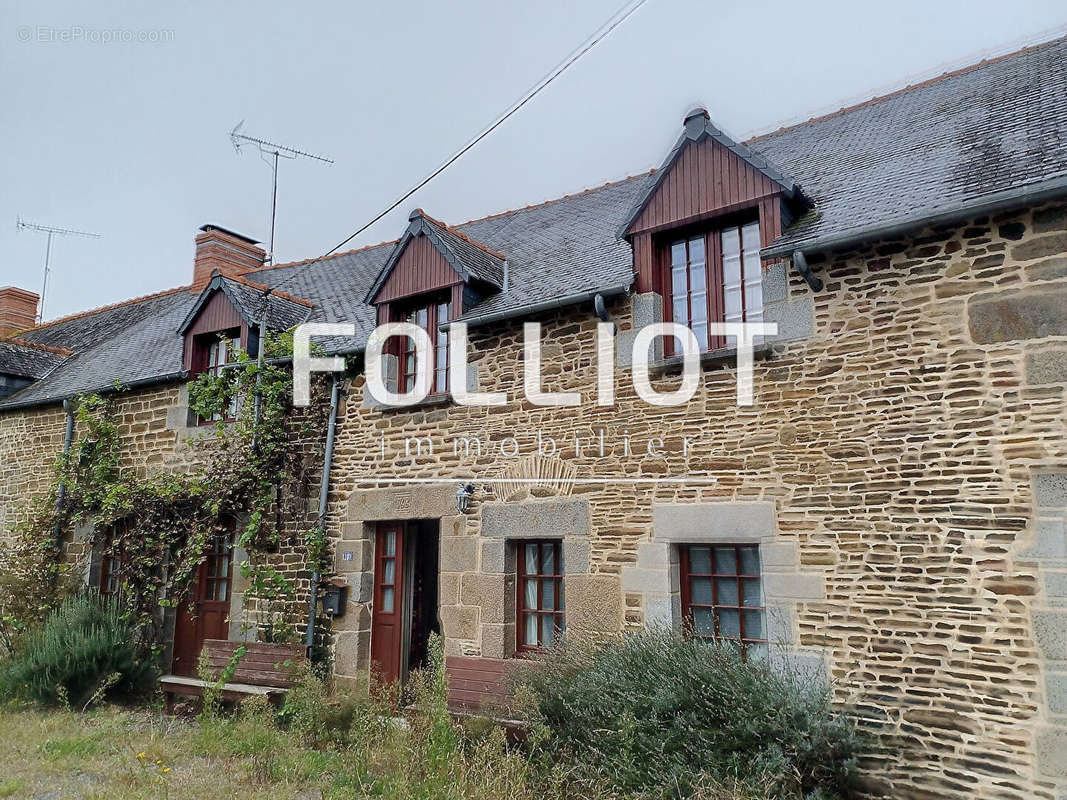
xmin=0 ymin=287 xmax=40 ymax=336
xmin=192 ymin=225 xmax=265 ymax=291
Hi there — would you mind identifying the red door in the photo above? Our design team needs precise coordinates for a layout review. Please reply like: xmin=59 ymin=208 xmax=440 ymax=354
xmin=370 ymin=522 xmax=405 ymax=684
xmin=171 ymin=531 xmax=234 ymax=676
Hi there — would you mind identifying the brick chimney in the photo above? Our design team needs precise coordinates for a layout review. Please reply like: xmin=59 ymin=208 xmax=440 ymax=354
xmin=192 ymin=225 xmax=265 ymax=291
xmin=0 ymin=287 xmax=40 ymax=336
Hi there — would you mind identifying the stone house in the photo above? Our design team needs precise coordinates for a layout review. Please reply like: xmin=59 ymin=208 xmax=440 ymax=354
xmin=4 ymin=36 xmax=1067 ymax=798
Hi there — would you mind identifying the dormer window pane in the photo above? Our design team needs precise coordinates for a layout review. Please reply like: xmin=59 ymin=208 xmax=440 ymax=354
xmin=398 ymin=297 xmax=453 ymax=395
xmin=664 ymin=216 xmax=764 ymax=354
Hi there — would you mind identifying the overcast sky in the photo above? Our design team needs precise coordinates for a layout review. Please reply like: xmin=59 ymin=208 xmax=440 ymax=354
xmin=3 ymin=1 xmax=1066 ymax=322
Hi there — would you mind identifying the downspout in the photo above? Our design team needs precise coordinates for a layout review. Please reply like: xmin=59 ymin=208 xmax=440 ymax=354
xmin=52 ymin=398 xmax=76 ymax=555
xmin=305 ymin=374 xmax=341 ymax=657
xmin=251 ymin=290 xmax=270 ymax=448
xmin=791 ymin=250 xmax=824 ymax=292
xmin=594 ymin=292 xmax=616 ymax=334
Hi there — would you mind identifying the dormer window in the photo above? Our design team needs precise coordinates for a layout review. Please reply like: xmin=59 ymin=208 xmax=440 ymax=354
xmin=398 ymin=297 xmax=452 ymax=394
xmin=665 ymin=218 xmax=763 ymax=353
xmin=193 ymin=328 xmax=242 ymax=422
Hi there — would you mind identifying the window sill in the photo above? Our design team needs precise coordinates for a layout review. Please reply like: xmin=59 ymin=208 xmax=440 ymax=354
xmin=376 ymin=392 xmax=453 ymax=414
xmin=649 ymin=342 xmax=773 ymax=377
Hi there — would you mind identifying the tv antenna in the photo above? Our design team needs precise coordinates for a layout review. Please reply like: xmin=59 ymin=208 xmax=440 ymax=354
xmin=229 ymin=121 xmax=334 ymax=264
xmin=16 ymin=217 xmax=101 ymax=324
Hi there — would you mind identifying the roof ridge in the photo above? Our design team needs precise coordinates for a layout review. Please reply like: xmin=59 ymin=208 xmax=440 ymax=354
xmin=453 ymin=171 xmax=656 ymax=229
xmin=0 ymin=337 xmax=73 ymax=357
xmin=225 ymin=273 xmax=316 ymax=308
xmin=20 ymin=285 xmax=191 ymax=334
xmin=244 ymin=237 xmax=401 ymax=275
xmin=746 ymin=32 xmax=1067 ymax=144
xmin=417 ymin=211 xmax=508 ymax=261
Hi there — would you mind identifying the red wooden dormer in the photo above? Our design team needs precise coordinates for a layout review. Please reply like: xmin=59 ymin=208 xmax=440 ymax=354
xmin=366 ymin=209 xmax=506 ymax=394
xmin=620 ymin=108 xmax=806 ymax=353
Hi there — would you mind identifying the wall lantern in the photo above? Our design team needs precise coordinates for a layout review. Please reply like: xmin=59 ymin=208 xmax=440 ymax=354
xmin=455 ymin=482 xmax=476 ymax=514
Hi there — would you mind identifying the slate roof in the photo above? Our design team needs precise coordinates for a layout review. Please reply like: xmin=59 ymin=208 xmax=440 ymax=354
xmin=177 ymin=274 xmax=313 ymax=336
xmin=0 ymin=339 xmax=69 ymax=380
xmin=365 ymin=210 xmax=509 ymax=303
xmin=2 ymin=35 xmax=1066 ymax=410
xmin=748 ymin=35 xmax=1067 ymax=254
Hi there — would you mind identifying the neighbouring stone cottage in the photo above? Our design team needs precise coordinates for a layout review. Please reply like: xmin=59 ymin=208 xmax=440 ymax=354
xmin=3 ymin=36 xmax=1067 ymax=799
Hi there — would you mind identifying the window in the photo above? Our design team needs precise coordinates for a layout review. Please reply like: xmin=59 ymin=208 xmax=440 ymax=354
xmin=667 ymin=219 xmax=763 ymax=352
xmin=196 ymin=329 xmax=242 ymax=423
xmin=679 ymin=544 xmax=765 ymax=656
xmin=517 ymin=540 xmax=564 ymax=651
xmin=397 ymin=298 xmax=451 ymax=395
xmin=99 ymin=546 xmax=122 ymax=597
xmin=204 ymin=530 xmax=233 ymax=603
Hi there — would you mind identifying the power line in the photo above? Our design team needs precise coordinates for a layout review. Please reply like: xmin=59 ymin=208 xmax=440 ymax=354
xmin=268 ymin=0 xmax=651 ymax=296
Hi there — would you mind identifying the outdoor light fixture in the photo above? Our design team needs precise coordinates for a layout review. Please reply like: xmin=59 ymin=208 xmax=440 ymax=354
xmin=455 ymin=482 xmax=476 ymax=514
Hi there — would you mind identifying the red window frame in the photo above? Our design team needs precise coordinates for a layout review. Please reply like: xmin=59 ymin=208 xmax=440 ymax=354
xmin=99 ymin=542 xmax=123 ymax=598
xmin=396 ymin=298 xmax=451 ymax=395
xmin=516 ymin=540 xmax=564 ymax=652
xmin=663 ymin=218 xmax=763 ymax=354
xmin=194 ymin=329 xmax=242 ymax=424
xmin=679 ymin=544 xmax=765 ymax=653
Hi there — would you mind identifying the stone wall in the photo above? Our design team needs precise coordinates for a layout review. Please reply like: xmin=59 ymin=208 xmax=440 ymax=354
xmin=0 ymin=381 xmax=324 ymax=649
xmin=321 ymin=202 xmax=1067 ymax=800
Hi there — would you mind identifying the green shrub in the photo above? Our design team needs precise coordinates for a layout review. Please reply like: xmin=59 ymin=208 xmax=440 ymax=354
xmin=0 ymin=592 xmax=151 ymax=708
xmin=517 ymin=628 xmax=862 ymax=799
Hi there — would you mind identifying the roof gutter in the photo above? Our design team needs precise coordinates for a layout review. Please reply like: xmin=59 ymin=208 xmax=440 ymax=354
xmin=0 ymin=370 xmax=190 ymax=413
xmin=762 ymin=174 xmax=1067 ymax=260
xmin=442 ymin=284 xmax=632 ymax=331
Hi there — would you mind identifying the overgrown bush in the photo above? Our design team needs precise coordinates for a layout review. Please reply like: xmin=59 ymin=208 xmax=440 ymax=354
xmin=517 ymin=628 xmax=862 ymax=799
xmin=0 ymin=592 xmax=152 ymax=708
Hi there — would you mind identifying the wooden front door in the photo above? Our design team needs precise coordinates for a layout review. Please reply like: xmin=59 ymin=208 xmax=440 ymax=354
xmin=370 ymin=522 xmax=405 ymax=684
xmin=171 ymin=530 xmax=234 ymax=676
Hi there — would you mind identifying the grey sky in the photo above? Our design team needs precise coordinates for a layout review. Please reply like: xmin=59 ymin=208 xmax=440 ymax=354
xmin=3 ymin=0 xmax=1065 ymax=322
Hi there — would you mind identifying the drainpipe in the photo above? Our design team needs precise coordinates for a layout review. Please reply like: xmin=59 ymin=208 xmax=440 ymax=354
xmin=305 ymin=374 xmax=341 ymax=657
xmin=52 ymin=398 xmax=76 ymax=554
xmin=593 ymin=292 xmax=616 ymax=333
xmin=251 ymin=290 xmax=270 ymax=448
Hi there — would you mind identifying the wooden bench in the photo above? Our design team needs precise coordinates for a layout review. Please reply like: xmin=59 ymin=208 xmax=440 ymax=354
xmin=161 ymin=639 xmax=305 ymax=711
xmin=445 ymin=655 xmax=532 ymax=737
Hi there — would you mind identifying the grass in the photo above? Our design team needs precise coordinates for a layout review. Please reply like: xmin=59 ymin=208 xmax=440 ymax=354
xmin=0 ymin=703 xmax=584 ymax=800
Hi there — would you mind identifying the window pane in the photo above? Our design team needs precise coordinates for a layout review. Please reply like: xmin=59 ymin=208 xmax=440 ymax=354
xmin=717 ymin=609 xmax=741 ymax=638
xmin=741 ymin=221 xmax=761 ymax=254
xmin=689 ymin=236 xmax=705 ymax=266
xmin=383 ymin=559 xmax=395 ymax=585
xmin=742 ymin=578 xmax=762 ymax=607
xmin=542 ymin=580 xmax=556 ymax=610
xmin=692 ymin=323 xmax=708 ymax=350
xmin=672 ymin=297 xmax=689 ymax=326
xmin=672 ymin=267 xmax=688 ymax=297
xmin=525 ymin=544 xmax=538 ymax=575
xmin=541 ymin=615 xmax=556 ymax=647
xmin=524 ymin=614 xmax=538 ymax=646
xmin=217 ymin=580 xmax=228 ymax=603
xmin=744 ymin=283 xmax=763 ymax=320
xmin=385 ymin=531 xmax=396 ymax=556
xmin=747 ymin=642 xmax=768 ymax=661
xmin=382 ymin=586 xmax=394 ymax=613
xmin=739 ymin=546 xmax=760 ymax=574
xmin=524 ymin=579 xmax=537 ymax=611
xmin=671 ymin=241 xmax=686 ymax=266
xmin=713 ymin=547 xmax=737 ymax=574
xmin=542 ymin=544 xmax=556 ymax=576
xmin=722 ymin=227 xmax=740 ymax=257
xmin=743 ymin=609 xmax=763 ymax=640
xmin=716 ymin=578 xmax=739 ymax=606
xmin=690 ymin=291 xmax=707 ymax=323
xmin=689 ymin=547 xmax=711 ymax=574
xmin=693 ymin=607 xmax=715 ymax=636
xmin=724 ymin=286 xmax=743 ymax=321
xmin=690 ymin=577 xmax=713 ymax=605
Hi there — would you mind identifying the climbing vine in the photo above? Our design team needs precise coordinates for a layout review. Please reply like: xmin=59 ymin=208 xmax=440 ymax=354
xmin=0 ymin=329 xmax=334 ymax=657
